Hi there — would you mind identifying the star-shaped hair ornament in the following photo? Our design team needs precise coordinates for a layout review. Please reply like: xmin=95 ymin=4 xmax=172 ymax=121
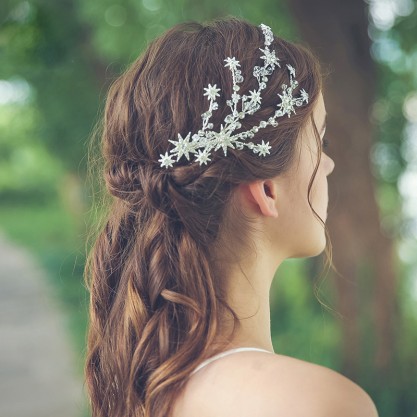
xmin=159 ymin=23 xmax=309 ymax=169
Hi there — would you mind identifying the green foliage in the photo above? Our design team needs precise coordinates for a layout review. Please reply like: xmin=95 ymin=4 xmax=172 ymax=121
xmin=0 ymin=103 xmax=64 ymax=202
xmin=1 ymin=0 xmax=102 ymax=171
xmin=271 ymin=258 xmax=341 ymax=369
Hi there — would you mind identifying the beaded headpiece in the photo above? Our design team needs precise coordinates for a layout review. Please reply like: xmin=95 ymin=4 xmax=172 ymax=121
xmin=158 ymin=23 xmax=309 ymax=169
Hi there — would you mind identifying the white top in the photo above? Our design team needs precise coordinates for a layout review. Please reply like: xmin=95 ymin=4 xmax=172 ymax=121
xmin=190 ymin=347 xmax=273 ymax=376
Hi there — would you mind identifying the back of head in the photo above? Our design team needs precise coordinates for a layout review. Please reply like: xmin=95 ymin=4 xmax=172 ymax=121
xmin=84 ymin=16 xmax=324 ymax=417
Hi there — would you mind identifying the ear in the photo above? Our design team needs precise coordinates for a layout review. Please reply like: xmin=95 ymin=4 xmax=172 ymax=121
xmin=243 ymin=179 xmax=279 ymax=218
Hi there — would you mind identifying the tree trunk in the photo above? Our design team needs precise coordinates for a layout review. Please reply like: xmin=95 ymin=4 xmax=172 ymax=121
xmin=286 ymin=0 xmax=398 ymax=378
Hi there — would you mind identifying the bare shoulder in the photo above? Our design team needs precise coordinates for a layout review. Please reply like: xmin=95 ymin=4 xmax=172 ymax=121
xmin=173 ymin=351 xmax=379 ymax=417
xmin=259 ymin=354 xmax=380 ymax=417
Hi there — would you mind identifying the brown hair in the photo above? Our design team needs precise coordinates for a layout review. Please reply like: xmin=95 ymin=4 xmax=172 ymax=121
xmin=84 ymin=16 xmax=331 ymax=417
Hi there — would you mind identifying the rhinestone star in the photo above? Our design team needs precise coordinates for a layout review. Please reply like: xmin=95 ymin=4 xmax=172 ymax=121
xmin=259 ymin=47 xmax=280 ymax=67
xmin=168 ymin=132 xmax=193 ymax=160
xmin=203 ymin=84 xmax=221 ymax=100
xmin=158 ymin=152 xmax=175 ymax=169
xmin=300 ymin=88 xmax=309 ymax=103
xmin=249 ymin=90 xmax=262 ymax=105
xmin=255 ymin=140 xmax=272 ymax=156
xmin=195 ymin=149 xmax=211 ymax=165
xmin=278 ymin=90 xmax=296 ymax=117
xmin=213 ymin=128 xmax=236 ymax=156
xmin=224 ymin=57 xmax=240 ymax=70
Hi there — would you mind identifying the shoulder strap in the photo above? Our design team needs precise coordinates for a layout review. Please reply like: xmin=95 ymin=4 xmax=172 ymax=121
xmin=190 ymin=347 xmax=273 ymax=376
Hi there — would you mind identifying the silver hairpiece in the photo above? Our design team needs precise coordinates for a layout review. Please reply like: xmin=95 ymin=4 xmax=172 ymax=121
xmin=158 ymin=23 xmax=309 ymax=169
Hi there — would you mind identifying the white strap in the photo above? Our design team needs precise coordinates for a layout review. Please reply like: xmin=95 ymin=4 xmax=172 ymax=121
xmin=190 ymin=347 xmax=273 ymax=376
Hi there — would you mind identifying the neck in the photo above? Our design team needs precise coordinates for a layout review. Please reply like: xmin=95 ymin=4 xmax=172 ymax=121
xmin=212 ymin=252 xmax=284 ymax=354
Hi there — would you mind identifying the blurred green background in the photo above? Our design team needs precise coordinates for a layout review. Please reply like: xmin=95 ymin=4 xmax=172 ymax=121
xmin=1 ymin=0 xmax=416 ymax=416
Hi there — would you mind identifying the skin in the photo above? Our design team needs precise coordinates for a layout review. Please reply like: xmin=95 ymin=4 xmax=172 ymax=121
xmin=214 ymin=90 xmax=334 ymax=353
xmin=174 ymin=93 xmax=379 ymax=417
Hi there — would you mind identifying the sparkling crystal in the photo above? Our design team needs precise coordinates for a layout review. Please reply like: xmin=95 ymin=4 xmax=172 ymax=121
xmin=236 ymin=142 xmax=244 ymax=149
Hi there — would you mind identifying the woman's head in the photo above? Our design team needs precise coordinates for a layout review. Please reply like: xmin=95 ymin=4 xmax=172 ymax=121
xmin=85 ymin=17 xmax=329 ymax=417
xmin=103 ymin=17 xmax=325 ymax=254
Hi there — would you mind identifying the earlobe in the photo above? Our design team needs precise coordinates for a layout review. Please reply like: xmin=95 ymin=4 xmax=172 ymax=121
xmin=246 ymin=180 xmax=279 ymax=218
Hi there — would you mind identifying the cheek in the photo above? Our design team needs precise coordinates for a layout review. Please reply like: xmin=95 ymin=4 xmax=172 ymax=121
xmin=304 ymin=155 xmax=321 ymax=197
xmin=287 ymin=148 xmax=322 ymax=207
xmin=322 ymin=155 xmax=334 ymax=173
xmin=310 ymin=160 xmax=329 ymax=211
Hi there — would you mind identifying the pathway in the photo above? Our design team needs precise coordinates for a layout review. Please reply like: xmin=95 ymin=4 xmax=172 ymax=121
xmin=0 ymin=231 xmax=87 ymax=417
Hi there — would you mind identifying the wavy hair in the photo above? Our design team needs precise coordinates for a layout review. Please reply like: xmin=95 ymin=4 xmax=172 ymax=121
xmin=84 ymin=16 xmax=332 ymax=417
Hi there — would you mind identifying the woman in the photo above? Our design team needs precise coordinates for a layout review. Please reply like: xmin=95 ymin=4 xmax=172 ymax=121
xmin=84 ymin=17 xmax=378 ymax=417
